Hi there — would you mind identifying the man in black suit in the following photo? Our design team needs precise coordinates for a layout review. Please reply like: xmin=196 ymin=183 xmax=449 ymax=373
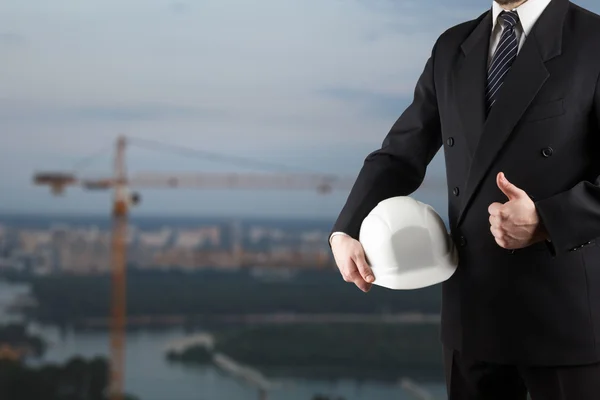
xmin=330 ymin=0 xmax=600 ymax=398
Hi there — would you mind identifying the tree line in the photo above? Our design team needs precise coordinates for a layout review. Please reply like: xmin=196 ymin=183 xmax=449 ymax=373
xmin=10 ymin=270 xmax=442 ymax=327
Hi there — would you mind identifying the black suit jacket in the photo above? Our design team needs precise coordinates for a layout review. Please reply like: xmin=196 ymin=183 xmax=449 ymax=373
xmin=331 ymin=0 xmax=600 ymax=365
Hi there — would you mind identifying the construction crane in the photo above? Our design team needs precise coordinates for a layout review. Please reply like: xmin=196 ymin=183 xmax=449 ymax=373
xmin=31 ymin=135 xmax=359 ymax=400
xmin=32 ymin=135 xmax=445 ymax=400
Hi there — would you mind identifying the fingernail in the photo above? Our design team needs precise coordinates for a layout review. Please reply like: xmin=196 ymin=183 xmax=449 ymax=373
xmin=366 ymin=275 xmax=374 ymax=283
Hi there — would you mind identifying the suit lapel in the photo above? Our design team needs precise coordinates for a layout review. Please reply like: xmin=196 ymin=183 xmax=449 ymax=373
xmin=453 ymin=12 xmax=492 ymax=158
xmin=457 ymin=33 xmax=549 ymax=226
xmin=456 ymin=0 xmax=569 ymax=227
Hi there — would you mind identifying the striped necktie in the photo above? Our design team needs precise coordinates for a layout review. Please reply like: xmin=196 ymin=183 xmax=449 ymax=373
xmin=485 ymin=10 xmax=520 ymax=114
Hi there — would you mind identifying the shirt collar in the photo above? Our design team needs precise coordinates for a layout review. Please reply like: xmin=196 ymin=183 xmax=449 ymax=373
xmin=492 ymin=0 xmax=552 ymax=37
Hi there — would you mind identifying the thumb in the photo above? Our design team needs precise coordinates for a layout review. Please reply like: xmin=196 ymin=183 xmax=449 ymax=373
xmin=497 ymin=172 xmax=526 ymax=201
xmin=353 ymin=245 xmax=375 ymax=283
xmin=354 ymin=250 xmax=374 ymax=283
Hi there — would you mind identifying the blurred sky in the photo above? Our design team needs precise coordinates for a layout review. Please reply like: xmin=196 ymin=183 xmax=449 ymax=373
xmin=1 ymin=0 xmax=598 ymax=218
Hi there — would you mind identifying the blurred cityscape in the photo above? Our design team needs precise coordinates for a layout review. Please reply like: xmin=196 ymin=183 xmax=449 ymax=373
xmin=0 ymin=131 xmax=449 ymax=400
xmin=0 ymin=217 xmax=334 ymax=276
xmin=0 ymin=214 xmax=447 ymax=400
xmin=0 ymin=0 xmax=506 ymax=396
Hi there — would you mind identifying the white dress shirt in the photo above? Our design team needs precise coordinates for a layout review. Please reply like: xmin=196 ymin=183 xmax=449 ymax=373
xmin=329 ymin=0 xmax=553 ymax=245
xmin=489 ymin=0 xmax=552 ymax=64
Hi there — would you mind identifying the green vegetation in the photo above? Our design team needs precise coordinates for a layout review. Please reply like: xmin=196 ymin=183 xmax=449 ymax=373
xmin=0 ymin=356 xmax=139 ymax=400
xmin=11 ymin=270 xmax=442 ymax=328
xmin=168 ymin=323 xmax=445 ymax=381
xmin=0 ymin=323 xmax=46 ymax=357
xmin=0 ymin=326 xmax=139 ymax=399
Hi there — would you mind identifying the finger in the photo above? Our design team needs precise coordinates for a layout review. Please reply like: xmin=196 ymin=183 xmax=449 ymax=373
xmin=488 ymin=202 xmax=503 ymax=217
xmin=495 ymin=236 xmax=508 ymax=248
xmin=353 ymin=252 xmax=375 ymax=283
xmin=355 ymin=281 xmax=373 ymax=293
xmin=490 ymin=225 xmax=503 ymax=239
xmin=347 ymin=269 xmax=368 ymax=288
xmin=489 ymin=214 xmax=505 ymax=228
xmin=341 ymin=269 xmax=353 ymax=283
xmin=340 ymin=258 xmax=358 ymax=281
xmin=495 ymin=235 xmax=516 ymax=249
xmin=348 ymin=268 xmax=372 ymax=292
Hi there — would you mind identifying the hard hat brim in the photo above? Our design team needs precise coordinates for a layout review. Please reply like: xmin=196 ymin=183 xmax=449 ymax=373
xmin=370 ymin=262 xmax=457 ymax=290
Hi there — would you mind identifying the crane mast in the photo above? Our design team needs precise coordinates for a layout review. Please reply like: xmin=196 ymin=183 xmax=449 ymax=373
xmin=108 ymin=136 xmax=128 ymax=400
xmin=32 ymin=135 xmax=444 ymax=399
xmin=32 ymin=135 xmax=360 ymax=400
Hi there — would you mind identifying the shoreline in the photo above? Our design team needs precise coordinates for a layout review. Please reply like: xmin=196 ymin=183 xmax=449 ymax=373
xmin=69 ymin=312 xmax=441 ymax=330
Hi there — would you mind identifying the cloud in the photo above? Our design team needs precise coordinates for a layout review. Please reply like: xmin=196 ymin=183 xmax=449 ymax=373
xmin=4 ymin=0 xmax=570 ymax=215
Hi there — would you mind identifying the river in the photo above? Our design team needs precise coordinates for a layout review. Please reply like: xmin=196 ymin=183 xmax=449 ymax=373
xmin=0 ymin=281 xmax=447 ymax=400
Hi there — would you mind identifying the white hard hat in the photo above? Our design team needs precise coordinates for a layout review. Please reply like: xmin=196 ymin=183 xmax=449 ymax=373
xmin=358 ymin=196 xmax=458 ymax=290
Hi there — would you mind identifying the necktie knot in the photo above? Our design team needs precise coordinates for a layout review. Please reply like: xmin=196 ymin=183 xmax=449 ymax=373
xmin=499 ymin=10 xmax=519 ymax=29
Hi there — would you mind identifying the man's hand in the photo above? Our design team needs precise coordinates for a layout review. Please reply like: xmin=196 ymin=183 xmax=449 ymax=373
xmin=330 ymin=234 xmax=375 ymax=292
xmin=488 ymin=172 xmax=549 ymax=249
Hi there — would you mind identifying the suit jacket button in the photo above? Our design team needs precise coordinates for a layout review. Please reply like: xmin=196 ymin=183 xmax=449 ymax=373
xmin=459 ymin=236 xmax=467 ymax=247
xmin=541 ymin=147 xmax=553 ymax=157
xmin=453 ymin=187 xmax=460 ymax=196
xmin=446 ymin=137 xmax=454 ymax=147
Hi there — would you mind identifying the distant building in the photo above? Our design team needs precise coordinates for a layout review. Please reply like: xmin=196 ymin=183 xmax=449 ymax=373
xmin=0 ymin=218 xmax=335 ymax=274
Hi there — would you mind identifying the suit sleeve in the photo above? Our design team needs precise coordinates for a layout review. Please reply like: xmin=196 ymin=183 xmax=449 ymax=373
xmin=330 ymin=39 xmax=443 ymax=241
xmin=534 ymin=71 xmax=600 ymax=257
